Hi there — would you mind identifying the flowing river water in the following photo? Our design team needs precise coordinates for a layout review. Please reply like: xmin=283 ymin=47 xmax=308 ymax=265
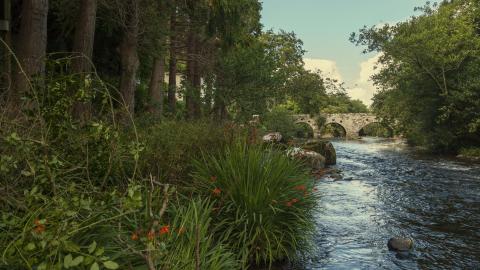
xmin=303 ymin=138 xmax=480 ymax=270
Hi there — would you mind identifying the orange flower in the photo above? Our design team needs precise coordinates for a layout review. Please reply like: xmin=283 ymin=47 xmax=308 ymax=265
xmin=291 ymin=198 xmax=299 ymax=203
xmin=294 ymin=185 xmax=307 ymax=191
xmin=33 ymin=218 xmax=46 ymax=234
xmin=210 ymin=176 xmax=217 ymax=182
xmin=286 ymin=201 xmax=293 ymax=207
xmin=34 ymin=224 xmax=46 ymax=234
xmin=212 ymin=187 xmax=221 ymax=196
xmin=131 ymin=232 xmax=139 ymax=241
xmin=147 ymin=229 xmax=155 ymax=241
xmin=159 ymin=225 xmax=170 ymax=235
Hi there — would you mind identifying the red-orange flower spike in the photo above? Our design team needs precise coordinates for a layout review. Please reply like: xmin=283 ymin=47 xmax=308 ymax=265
xmin=294 ymin=185 xmax=307 ymax=191
xmin=34 ymin=219 xmax=41 ymax=226
xmin=210 ymin=176 xmax=217 ymax=182
xmin=212 ymin=187 xmax=221 ymax=196
xmin=291 ymin=198 xmax=299 ymax=203
xmin=286 ymin=201 xmax=293 ymax=207
xmin=147 ymin=229 xmax=155 ymax=240
xmin=159 ymin=225 xmax=170 ymax=235
xmin=131 ymin=232 xmax=139 ymax=241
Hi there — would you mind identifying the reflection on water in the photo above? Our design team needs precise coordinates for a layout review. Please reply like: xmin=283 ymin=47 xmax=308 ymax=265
xmin=303 ymin=138 xmax=480 ymax=270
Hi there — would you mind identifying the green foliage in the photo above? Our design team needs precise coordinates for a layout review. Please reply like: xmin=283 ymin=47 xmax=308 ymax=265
xmin=359 ymin=123 xmax=393 ymax=137
xmin=192 ymin=143 xmax=318 ymax=267
xmin=459 ymin=147 xmax=480 ymax=158
xmin=261 ymin=107 xmax=298 ymax=140
xmin=321 ymin=92 xmax=369 ymax=114
xmin=161 ymin=198 xmax=239 ymax=269
xmin=216 ymin=31 xmax=306 ymax=121
xmin=136 ymin=120 xmax=247 ymax=182
xmin=352 ymin=0 xmax=480 ymax=152
xmin=321 ymin=124 xmax=346 ymax=138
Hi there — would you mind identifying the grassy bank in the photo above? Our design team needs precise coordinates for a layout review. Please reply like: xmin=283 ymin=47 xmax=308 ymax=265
xmin=0 ymin=108 xmax=319 ymax=269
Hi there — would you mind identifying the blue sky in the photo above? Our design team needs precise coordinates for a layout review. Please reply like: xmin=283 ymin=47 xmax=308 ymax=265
xmin=261 ymin=0 xmax=426 ymax=105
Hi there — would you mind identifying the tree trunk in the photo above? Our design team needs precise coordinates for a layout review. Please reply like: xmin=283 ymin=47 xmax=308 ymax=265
xmin=119 ymin=0 xmax=139 ymax=118
xmin=213 ymin=73 xmax=228 ymax=120
xmin=11 ymin=0 xmax=48 ymax=106
xmin=193 ymin=36 xmax=202 ymax=118
xmin=1 ymin=0 xmax=11 ymax=99
xmin=148 ymin=55 xmax=165 ymax=116
xmin=185 ymin=29 xmax=195 ymax=119
xmin=167 ymin=11 xmax=177 ymax=114
xmin=72 ymin=0 xmax=97 ymax=122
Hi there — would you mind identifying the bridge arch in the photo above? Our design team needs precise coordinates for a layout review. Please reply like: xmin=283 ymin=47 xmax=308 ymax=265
xmin=358 ymin=122 xmax=394 ymax=137
xmin=292 ymin=114 xmax=321 ymax=138
xmin=322 ymin=122 xmax=347 ymax=138
xmin=323 ymin=113 xmax=378 ymax=138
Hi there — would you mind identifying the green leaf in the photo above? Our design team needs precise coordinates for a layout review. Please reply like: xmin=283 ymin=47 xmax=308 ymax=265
xmin=88 ymin=241 xmax=97 ymax=254
xmin=71 ymin=256 xmax=84 ymax=266
xmin=103 ymin=261 xmax=119 ymax=269
xmin=25 ymin=242 xmax=36 ymax=251
xmin=64 ymin=254 xmax=73 ymax=268
xmin=90 ymin=262 xmax=100 ymax=270
xmin=94 ymin=246 xmax=104 ymax=256
xmin=37 ymin=262 xmax=48 ymax=270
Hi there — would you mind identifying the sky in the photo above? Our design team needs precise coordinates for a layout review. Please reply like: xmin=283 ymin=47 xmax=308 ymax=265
xmin=261 ymin=0 xmax=426 ymax=105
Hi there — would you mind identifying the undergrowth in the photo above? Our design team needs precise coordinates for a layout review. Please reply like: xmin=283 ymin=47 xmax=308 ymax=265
xmin=0 ymin=57 xmax=318 ymax=269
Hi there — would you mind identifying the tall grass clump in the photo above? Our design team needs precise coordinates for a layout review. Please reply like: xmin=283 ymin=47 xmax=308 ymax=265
xmin=192 ymin=143 xmax=319 ymax=268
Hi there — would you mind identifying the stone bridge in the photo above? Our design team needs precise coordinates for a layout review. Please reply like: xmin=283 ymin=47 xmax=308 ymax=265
xmin=293 ymin=113 xmax=379 ymax=138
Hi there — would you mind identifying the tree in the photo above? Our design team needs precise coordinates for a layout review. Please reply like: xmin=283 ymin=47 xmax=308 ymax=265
xmin=11 ymin=0 xmax=49 ymax=106
xmin=167 ymin=7 xmax=177 ymax=114
xmin=72 ymin=0 xmax=97 ymax=121
xmin=148 ymin=0 xmax=169 ymax=116
xmin=118 ymin=0 xmax=140 ymax=117
xmin=351 ymin=0 xmax=480 ymax=152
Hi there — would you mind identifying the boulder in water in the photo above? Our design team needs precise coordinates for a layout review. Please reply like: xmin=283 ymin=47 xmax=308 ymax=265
xmin=287 ymin=147 xmax=326 ymax=170
xmin=263 ymin=132 xmax=283 ymax=144
xmin=302 ymin=140 xmax=336 ymax=165
xmin=387 ymin=237 xmax=414 ymax=251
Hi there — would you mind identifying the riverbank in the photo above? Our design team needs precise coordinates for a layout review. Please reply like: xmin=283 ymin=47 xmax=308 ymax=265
xmin=0 ymin=120 xmax=321 ymax=269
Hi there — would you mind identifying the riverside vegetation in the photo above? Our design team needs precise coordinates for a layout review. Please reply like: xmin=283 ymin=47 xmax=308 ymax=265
xmin=2 ymin=0 xmax=480 ymax=269
xmin=0 ymin=1 xmax=365 ymax=269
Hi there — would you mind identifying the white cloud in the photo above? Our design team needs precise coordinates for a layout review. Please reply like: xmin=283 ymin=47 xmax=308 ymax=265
xmin=303 ymin=58 xmax=343 ymax=82
xmin=346 ymin=53 xmax=382 ymax=106
xmin=303 ymin=55 xmax=382 ymax=106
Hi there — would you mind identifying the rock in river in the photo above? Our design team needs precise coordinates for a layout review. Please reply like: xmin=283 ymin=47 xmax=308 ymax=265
xmin=387 ymin=237 xmax=414 ymax=251
xmin=301 ymin=140 xmax=337 ymax=165
xmin=287 ymin=147 xmax=326 ymax=170
xmin=263 ymin=132 xmax=283 ymax=144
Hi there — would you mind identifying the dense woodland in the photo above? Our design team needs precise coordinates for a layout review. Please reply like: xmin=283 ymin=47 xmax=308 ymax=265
xmin=1 ymin=0 xmax=365 ymax=122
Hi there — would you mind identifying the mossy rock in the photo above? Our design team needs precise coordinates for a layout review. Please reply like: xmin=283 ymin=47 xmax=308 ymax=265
xmin=301 ymin=140 xmax=336 ymax=165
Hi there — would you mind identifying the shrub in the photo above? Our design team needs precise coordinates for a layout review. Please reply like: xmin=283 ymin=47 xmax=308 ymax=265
xmin=459 ymin=147 xmax=480 ymax=157
xmin=261 ymin=108 xmax=297 ymax=140
xmin=136 ymin=120 xmax=248 ymax=182
xmin=191 ymin=143 xmax=318 ymax=267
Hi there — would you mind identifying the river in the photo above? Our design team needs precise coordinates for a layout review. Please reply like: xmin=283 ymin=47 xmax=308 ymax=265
xmin=303 ymin=137 xmax=480 ymax=269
